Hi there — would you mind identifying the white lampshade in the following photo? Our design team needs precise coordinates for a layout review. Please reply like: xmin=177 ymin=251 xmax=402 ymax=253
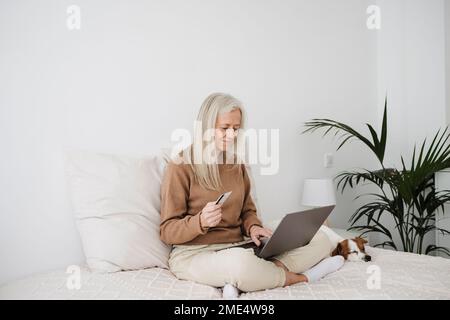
xmin=302 ymin=178 xmax=336 ymax=207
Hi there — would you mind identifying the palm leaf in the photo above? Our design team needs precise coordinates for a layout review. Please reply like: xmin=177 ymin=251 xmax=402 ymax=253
xmin=425 ymin=245 xmax=450 ymax=256
xmin=302 ymin=102 xmax=388 ymax=164
xmin=373 ymin=241 xmax=397 ymax=250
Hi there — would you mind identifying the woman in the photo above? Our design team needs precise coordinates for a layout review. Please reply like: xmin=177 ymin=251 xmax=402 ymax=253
xmin=160 ymin=93 xmax=343 ymax=296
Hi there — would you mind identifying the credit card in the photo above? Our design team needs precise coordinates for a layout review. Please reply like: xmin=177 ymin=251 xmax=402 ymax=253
xmin=215 ymin=191 xmax=232 ymax=205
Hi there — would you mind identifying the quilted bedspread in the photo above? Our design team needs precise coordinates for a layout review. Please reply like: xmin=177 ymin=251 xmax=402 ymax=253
xmin=1 ymin=247 xmax=450 ymax=300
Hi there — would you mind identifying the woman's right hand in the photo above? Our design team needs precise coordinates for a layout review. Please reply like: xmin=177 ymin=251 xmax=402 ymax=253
xmin=200 ymin=202 xmax=222 ymax=228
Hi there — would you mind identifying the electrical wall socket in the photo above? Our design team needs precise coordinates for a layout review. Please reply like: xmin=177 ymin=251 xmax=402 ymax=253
xmin=324 ymin=153 xmax=333 ymax=168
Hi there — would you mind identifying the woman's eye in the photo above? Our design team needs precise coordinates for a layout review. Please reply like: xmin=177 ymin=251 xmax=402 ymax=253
xmin=218 ymin=127 xmax=239 ymax=133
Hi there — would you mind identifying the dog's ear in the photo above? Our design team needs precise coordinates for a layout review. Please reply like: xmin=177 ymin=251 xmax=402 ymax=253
xmin=354 ymin=237 xmax=368 ymax=244
xmin=353 ymin=237 xmax=368 ymax=249
xmin=331 ymin=243 xmax=341 ymax=257
xmin=333 ymin=240 xmax=349 ymax=260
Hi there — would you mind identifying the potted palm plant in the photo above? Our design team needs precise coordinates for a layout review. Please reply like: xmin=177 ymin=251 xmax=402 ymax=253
xmin=302 ymin=99 xmax=450 ymax=256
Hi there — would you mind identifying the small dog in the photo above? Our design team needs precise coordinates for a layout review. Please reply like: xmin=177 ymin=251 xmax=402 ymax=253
xmin=319 ymin=225 xmax=371 ymax=262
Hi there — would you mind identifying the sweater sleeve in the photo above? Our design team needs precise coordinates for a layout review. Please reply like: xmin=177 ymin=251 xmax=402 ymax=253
xmin=240 ymin=164 xmax=263 ymax=237
xmin=160 ymin=163 xmax=208 ymax=245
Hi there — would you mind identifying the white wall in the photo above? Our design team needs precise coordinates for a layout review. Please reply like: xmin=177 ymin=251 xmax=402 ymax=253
xmin=1 ymin=0 xmax=379 ymax=284
xmin=375 ymin=0 xmax=447 ymax=248
xmin=446 ymin=0 xmax=450 ymax=125
xmin=377 ymin=0 xmax=446 ymax=162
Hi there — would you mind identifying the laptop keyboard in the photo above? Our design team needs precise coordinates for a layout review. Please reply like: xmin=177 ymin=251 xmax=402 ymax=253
xmin=217 ymin=238 xmax=269 ymax=255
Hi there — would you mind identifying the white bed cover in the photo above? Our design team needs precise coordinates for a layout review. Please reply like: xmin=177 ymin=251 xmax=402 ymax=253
xmin=1 ymin=247 xmax=449 ymax=300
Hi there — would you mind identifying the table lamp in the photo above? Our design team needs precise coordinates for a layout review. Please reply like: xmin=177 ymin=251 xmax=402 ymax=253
xmin=301 ymin=178 xmax=368 ymax=241
xmin=302 ymin=178 xmax=336 ymax=207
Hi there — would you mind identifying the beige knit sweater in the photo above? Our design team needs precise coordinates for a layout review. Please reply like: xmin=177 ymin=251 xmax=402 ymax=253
xmin=160 ymin=162 xmax=262 ymax=245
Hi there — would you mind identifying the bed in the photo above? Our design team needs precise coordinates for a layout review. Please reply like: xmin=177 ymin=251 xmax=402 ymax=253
xmin=1 ymin=246 xmax=449 ymax=300
xmin=3 ymin=152 xmax=449 ymax=299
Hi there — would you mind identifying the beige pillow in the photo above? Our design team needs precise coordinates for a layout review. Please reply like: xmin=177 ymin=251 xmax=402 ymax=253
xmin=64 ymin=150 xmax=171 ymax=272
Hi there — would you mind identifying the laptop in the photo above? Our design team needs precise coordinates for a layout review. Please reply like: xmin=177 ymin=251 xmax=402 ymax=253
xmin=221 ymin=205 xmax=335 ymax=259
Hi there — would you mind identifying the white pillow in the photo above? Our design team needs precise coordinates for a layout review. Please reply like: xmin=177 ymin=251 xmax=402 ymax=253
xmin=64 ymin=150 xmax=171 ymax=272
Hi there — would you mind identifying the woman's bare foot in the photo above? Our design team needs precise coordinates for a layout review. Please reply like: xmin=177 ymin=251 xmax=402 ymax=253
xmin=272 ymin=259 xmax=308 ymax=286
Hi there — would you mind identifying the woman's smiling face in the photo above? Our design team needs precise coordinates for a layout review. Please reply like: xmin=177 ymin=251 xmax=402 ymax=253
xmin=214 ymin=108 xmax=241 ymax=152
